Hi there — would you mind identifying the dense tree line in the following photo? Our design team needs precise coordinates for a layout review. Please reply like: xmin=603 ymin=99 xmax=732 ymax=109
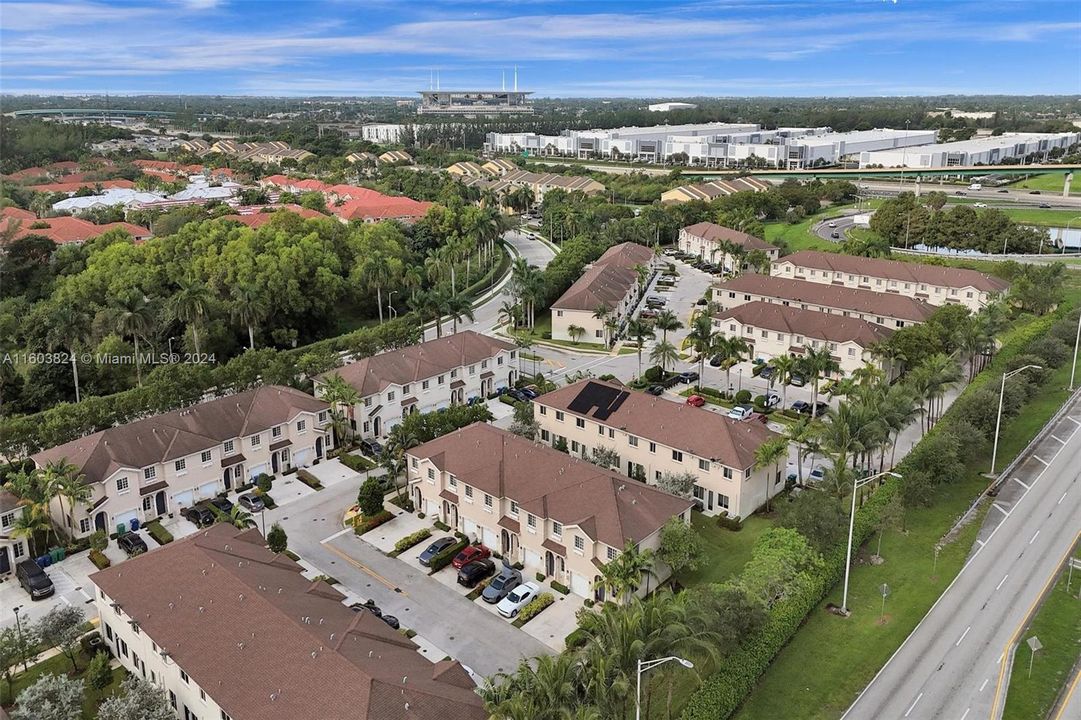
xmin=870 ymin=192 xmax=1049 ymax=254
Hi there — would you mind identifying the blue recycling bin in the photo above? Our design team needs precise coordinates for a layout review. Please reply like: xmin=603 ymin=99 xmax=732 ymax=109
xmin=37 ymin=554 xmax=51 ymax=568
xmin=130 ymin=518 xmax=140 ymax=532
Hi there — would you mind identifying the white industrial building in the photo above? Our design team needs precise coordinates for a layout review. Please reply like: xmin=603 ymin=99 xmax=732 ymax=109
xmin=649 ymin=102 xmax=697 ymax=112
xmin=485 ymin=124 xmax=937 ymax=168
xmin=859 ymin=132 xmax=1081 ymax=169
xmin=360 ymin=123 xmax=407 ymax=144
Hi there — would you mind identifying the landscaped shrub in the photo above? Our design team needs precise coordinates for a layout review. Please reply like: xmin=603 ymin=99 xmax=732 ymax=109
xmin=89 ymin=549 xmax=110 ymax=570
xmin=296 ymin=469 xmax=325 ymax=490
xmin=88 ymin=530 xmax=108 ymax=553
xmin=735 ymin=389 xmax=752 ymax=405
xmin=1027 ymin=335 xmax=1069 ymax=367
xmin=255 ymin=474 xmax=273 ymax=494
xmin=514 ymin=592 xmax=555 ymax=625
xmin=644 ymin=365 xmax=664 ymax=382
xmin=389 ymin=495 xmax=415 ymax=512
xmin=145 ymin=521 xmax=173 ymax=545
xmin=550 ymin=581 xmax=571 ymax=595
xmin=354 ymin=510 xmax=394 ymax=535
xmin=751 ymin=364 xmax=764 ymax=377
xmin=393 ymin=528 xmax=432 ymax=555
xmin=433 ymin=520 xmax=450 ymax=532
xmin=716 ymin=512 xmax=743 ymax=531
xmin=565 ymin=627 xmax=589 ymax=650
xmin=535 ymin=572 xmax=546 ymax=583
xmin=427 ymin=539 xmax=469 ymax=574
xmin=339 ymin=453 xmax=376 ymax=473
xmin=357 ymin=477 xmax=385 ymax=516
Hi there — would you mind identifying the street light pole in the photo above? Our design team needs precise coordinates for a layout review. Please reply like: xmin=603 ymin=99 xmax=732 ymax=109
xmin=1070 ymin=309 xmax=1081 ymax=392
xmin=387 ymin=291 xmax=398 ymax=320
xmin=13 ymin=605 xmax=28 ymax=671
xmin=991 ymin=365 xmax=1042 ymax=475
xmin=841 ymin=470 xmax=902 ymax=615
xmin=636 ymin=656 xmax=694 ymax=720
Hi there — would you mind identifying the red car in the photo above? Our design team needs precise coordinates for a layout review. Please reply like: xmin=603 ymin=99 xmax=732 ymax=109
xmin=686 ymin=395 xmax=705 ymax=407
xmin=452 ymin=544 xmax=491 ymax=569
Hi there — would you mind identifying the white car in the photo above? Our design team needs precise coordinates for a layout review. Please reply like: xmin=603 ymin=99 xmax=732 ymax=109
xmin=497 ymin=581 xmax=541 ymax=618
xmin=827 ymin=221 xmax=837 ymax=228
xmin=763 ymin=392 xmax=781 ymax=409
xmin=726 ymin=405 xmax=753 ymax=421
xmin=973 ymin=202 xmax=987 ymax=208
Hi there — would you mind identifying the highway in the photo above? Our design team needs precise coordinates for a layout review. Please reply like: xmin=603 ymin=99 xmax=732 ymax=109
xmin=843 ymin=391 xmax=1081 ymax=720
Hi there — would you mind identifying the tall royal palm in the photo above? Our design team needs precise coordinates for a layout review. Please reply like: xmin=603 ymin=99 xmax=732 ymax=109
xmin=754 ymin=436 xmax=789 ymax=512
xmin=626 ymin=319 xmax=655 ymax=378
xmin=769 ymin=353 xmax=797 ymax=407
xmin=229 ymin=283 xmax=269 ymax=350
xmin=653 ymin=309 xmax=683 ymax=345
xmin=47 ymin=303 xmax=90 ymax=403
xmin=167 ymin=277 xmax=213 ymax=355
xmin=110 ymin=291 xmax=155 ymax=386
xmin=803 ymin=346 xmax=840 ymax=409
xmin=686 ymin=314 xmax=714 ymax=388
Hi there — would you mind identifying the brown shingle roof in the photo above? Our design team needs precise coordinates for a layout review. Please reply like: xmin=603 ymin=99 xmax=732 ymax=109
xmin=552 ymin=242 xmax=654 ymax=311
xmin=90 ymin=525 xmax=485 ymax=720
xmin=31 ymin=386 xmax=327 ymax=486
xmin=682 ymin=222 xmax=775 ymax=252
xmin=716 ymin=273 xmax=937 ymax=323
xmin=776 ymin=250 xmax=1010 ymax=294
xmin=538 ymin=379 xmax=778 ymax=470
xmin=714 ymin=300 xmax=893 ymax=347
xmin=410 ymin=424 xmax=691 ymax=548
xmin=317 ymin=331 xmax=512 ymax=397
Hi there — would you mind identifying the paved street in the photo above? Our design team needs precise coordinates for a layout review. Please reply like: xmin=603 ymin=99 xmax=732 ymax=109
xmin=268 ymin=478 xmax=553 ymax=679
xmin=843 ymin=390 xmax=1081 ymax=720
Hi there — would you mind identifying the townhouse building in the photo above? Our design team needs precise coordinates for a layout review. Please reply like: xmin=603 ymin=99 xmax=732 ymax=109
xmin=771 ymin=250 xmax=1010 ymax=311
xmin=0 ymin=491 xmax=28 ymax=577
xmin=678 ymin=222 xmax=780 ymax=269
xmin=713 ymin=301 xmax=894 ymax=376
xmin=31 ymin=386 xmax=331 ymax=539
xmin=407 ymin=423 xmax=693 ymax=601
xmin=534 ymin=380 xmax=781 ymax=519
xmin=314 ymin=331 xmax=516 ymax=440
xmin=446 ymin=161 xmax=485 ymax=177
xmin=714 ymin=273 xmax=937 ymax=329
xmin=660 ymin=177 xmax=771 ymax=204
xmin=551 ymin=242 xmax=657 ymax=343
xmin=90 ymin=524 xmax=487 ymax=720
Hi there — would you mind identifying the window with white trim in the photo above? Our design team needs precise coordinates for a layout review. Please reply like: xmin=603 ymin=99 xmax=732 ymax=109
xmin=296 ymin=419 xmax=306 ymax=433
xmin=272 ymin=425 xmax=282 ymax=439
xmin=509 ymin=500 xmax=518 ymax=516
xmin=555 ymin=411 xmax=564 ymax=421
xmin=527 ymin=514 xmax=536 ymax=531
xmin=387 ymin=391 xmax=396 ymax=401
xmin=551 ymin=521 xmax=562 ymax=538
xmin=143 ymin=496 xmax=153 ymax=512
xmin=201 ymin=450 xmax=212 ymax=464
xmin=484 ymin=494 xmax=493 ymax=510
xmin=422 ymin=380 xmax=429 ymax=390
xmin=574 ymin=536 xmax=585 ymax=552
xmin=607 ymin=546 xmax=617 ymax=560
xmin=672 ymin=450 xmax=683 ymax=462
xmin=539 ymin=406 xmax=547 ymax=415
xmin=175 ymin=459 xmax=186 ymax=473
xmin=718 ymin=494 xmax=730 ymax=509
xmin=698 ymin=459 xmax=710 ymax=471
xmin=427 ymin=468 xmax=435 ymax=481
xmin=117 ymin=476 xmax=130 ymax=493
xmin=250 ymin=435 xmax=261 ymax=448
xmin=403 ymin=384 xmax=410 ymax=394
xmin=628 ymin=435 xmax=638 ymax=447
xmin=223 ymin=440 xmax=234 ymax=455
xmin=575 ymin=418 xmax=585 ymax=429
xmin=723 ymin=467 xmax=733 ymax=479
xmin=79 ymin=518 xmax=91 ymax=534
xmin=144 ymin=467 xmax=156 ymax=481
xmin=0 ymin=512 xmax=13 ymax=529
xmin=464 ymin=486 xmax=474 ymax=500
xmin=449 ymin=475 xmax=457 ymax=488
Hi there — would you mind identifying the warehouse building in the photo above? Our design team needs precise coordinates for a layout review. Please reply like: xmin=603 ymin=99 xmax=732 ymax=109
xmin=648 ymin=102 xmax=698 ymax=112
xmin=859 ymin=132 xmax=1080 ymax=168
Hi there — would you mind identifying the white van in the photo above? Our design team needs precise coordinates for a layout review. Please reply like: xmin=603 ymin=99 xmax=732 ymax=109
xmin=968 ymin=183 xmax=983 ymax=190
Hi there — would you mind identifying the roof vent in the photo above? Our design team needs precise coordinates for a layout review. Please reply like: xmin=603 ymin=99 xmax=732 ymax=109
xmin=238 ymin=593 xmax=244 ymax=602
xmin=312 ymin=651 xmax=318 ymax=659
xmin=237 ymin=642 xmax=245 ymax=650
xmin=198 ymin=606 xmax=205 ymax=613
xmin=618 ymin=484 xmax=625 ymax=492
xmin=168 ymin=602 xmax=174 ymax=610
xmin=402 ymin=676 xmax=408 ymax=684
xmin=201 ymin=569 xmax=207 ymax=576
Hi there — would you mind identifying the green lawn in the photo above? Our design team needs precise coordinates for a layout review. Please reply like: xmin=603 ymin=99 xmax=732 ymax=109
xmin=1003 ymin=555 xmax=1081 ymax=720
xmin=729 ymin=352 xmax=1081 ymax=720
xmin=509 ymin=310 xmax=607 ymax=351
xmin=1 ymin=650 xmax=127 ymax=718
xmin=677 ymin=512 xmax=773 ymax=588
xmin=1007 ymin=172 xmax=1078 ymax=196
xmin=996 ymin=207 xmax=1081 ymax=229
xmin=765 ymin=217 xmax=833 ymax=253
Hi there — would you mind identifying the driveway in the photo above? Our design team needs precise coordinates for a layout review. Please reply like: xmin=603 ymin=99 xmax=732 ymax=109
xmin=303 ymin=458 xmax=363 ymax=487
xmin=1 ymin=558 xmax=94 ymax=630
xmin=270 ymin=479 xmax=554 ymax=678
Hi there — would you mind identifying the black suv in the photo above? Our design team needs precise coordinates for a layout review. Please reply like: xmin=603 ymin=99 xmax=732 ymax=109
xmin=184 ymin=504 xmax=215 ymax=527
xmin=208 ymin=496 xmax=234 ymax=516
xmin=16 ymin=560 xmax=55 ymax=600
xmin=117 ymin=533 xmax=148 ymax=556
xmin=359 ymin=439 xmax=384 ymax=458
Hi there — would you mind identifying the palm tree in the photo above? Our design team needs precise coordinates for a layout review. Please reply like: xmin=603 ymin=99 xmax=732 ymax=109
xmin=754 ymin=436 xmax=789 ymax=512
xmin=916 ymin=353 xmax=962 ymax=428
xmin=358 ymin=253 xmax=401 ymax=324
xmin=229 ymin=505 xmax=254 ymax=528
xmin=686 ymin=314 xmax=714 ymax=388
xmin=499 ymin=300 xmax=523 ymax=330
xmin=802 ymin=346 xmax=840 ymax=410
xmin=567 ymin=324 xmax=586 ymax=345
xmin=592 ymin=305 xmax=613 ymax=346
xmin=400 ymin=264 xmax=423 ymax=301
xmin=745 ymin=249 xmax=771 ymax=274
xmin=46 ymin=304 xmax=90 ymax=403
xmin=408 ymin=289 xmax=441 ymax=337
xmin=649 ymin=340 xmax=679 ymax=373
xmin=10 ymin=510 xmax=50 ymax=559
xmin=317 ymin=373 xmax=361 ymax=445
xmin=167 ymin=277 xmax=213 ymax=355
xmin=769 ymin=353 xmax=797 ymax=407
xmin=713 ymin=336 xmax=750 ymax=393
xmin=42 ymin=460 xmax=88 ymax=540
xmin=785 ymin=416 xmax=817 ymax=487
xmin=653 ymin=310 xmax=683 ymax=345
xmin=444 ymin=293 xmax=475 ymax=335
xmin=228 ymin=283 xmax=269 ymax=350
xmin=626 ymin=319 xmax=654 ymax=378
xmin=110 ymin=292 xmax=155 ymax=385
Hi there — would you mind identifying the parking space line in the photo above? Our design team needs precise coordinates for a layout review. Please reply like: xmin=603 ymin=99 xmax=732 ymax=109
xmin=1033 ymin=455 xmax=1049 ymax=466
xmin=1013 ymin=477 xmax=1031 ymax=490
xmin=1051 ymin=434 xmax=1067 ymax=444
xmin=991 ymin=502 xmax=1011 ymax=517
xmin=1068 ymin=416 xmax=1081 ymax=426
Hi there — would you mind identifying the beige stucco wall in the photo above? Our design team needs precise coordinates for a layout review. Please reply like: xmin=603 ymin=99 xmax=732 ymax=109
xmin=711 ymin=316 xmax=882 ymax=377
xmin=714 ymin=286 xmax=918 ymax=329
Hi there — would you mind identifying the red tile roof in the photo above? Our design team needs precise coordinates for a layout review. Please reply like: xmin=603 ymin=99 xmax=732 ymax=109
xmin=222 ymin=205 xmax=329 ymax=228
xmin=29 ymin=179 xmax=136 ymax=194
xmin=714 ymin=300 xmax=894 ymax=347
xmin=331 ymin=196 xmax=432 ymax=222
xmin=682 ymin=222 xmax=776 ymax=252
xmin=776 ymin=250 xmax=1010 ymax=294
xmin=1 ymin=206 xmax=36 ymax=221
xmin=1 ymin=215 xmax=150 ymax=245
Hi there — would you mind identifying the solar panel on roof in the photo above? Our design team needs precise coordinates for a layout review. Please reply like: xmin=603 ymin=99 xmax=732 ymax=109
xmin=567 ymin=382 xmax=630 ymax=421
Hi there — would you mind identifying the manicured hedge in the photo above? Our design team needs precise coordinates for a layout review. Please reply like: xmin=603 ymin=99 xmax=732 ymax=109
xmin=565 ymin=627 xmax=589 ymax=650
xmin=513 ymin=592 xmax=555 ymax=627
xmin=427 ymin=539 xmax=469 ymax=574
xmin=353 ymin=510 xmax=394 ymax=535
xmin=339 ymin=452 xmax=376 ymax=473
xmin=550 ymin=580 xmax=571 ymax=595
xmin=433 ymin=520 xmax=451 ymax=532
xmin=393 ymin=528 xmax=432 ymax=555
xmin=680 ymin=308 xmax=1069 ymax=720
xmin=296 ymin=469 xmax=325 ymax=490
xmin=89 ymin=549 xmax=111 ymax=570
xmin=145 ymin=520 xmax=173 ymax=545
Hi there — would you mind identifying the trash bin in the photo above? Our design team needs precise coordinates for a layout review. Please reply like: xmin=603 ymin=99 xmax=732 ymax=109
xmin=54 ymin=547 xmax=65 ymax=561
xmin=116 ymin=523 xmax=126 ymax=536
xmin=129 ymin=518 xmax=140 ymax=532
xmin=38 ymin=554 xmax=51 ymax=568
xmin=49 ymin=547 xmax=61 ymax=563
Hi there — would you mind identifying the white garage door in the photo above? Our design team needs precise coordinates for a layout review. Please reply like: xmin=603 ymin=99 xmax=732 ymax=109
xmin=426 ymin=498 xmax=439 ymax=516
xmin=524 ymin=549 xmax=541 ymax=573
xmin=196 ymin=482 xmax=219 ymax=502
xmin=462 ymin=518 xmax=478 ymax=540
xmin=570 ymin=572 xmax=590 ymax=598
xmin=293 ymin=449 xmax=311 ymax=468
xmin=481 ymin=526 xmax=498 ymax=549
xmin=248 ymin=464 xmax=268 ymax=480
xmin=172 ymin=490 xmax=194 ymax=510
xmin=114 ymin=509 xmax=139 ymax=532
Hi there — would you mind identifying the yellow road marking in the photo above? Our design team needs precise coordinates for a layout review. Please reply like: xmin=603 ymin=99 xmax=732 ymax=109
xmin=321 ymin=541 xmax=408 ymax=597
xmin=990 ymin=532 xmax=1080 ymax=719
xmin=1051 ymin=665 xmax=1081 ymax=720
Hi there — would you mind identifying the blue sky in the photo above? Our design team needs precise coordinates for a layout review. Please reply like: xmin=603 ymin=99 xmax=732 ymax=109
xmin=1 ymin=0 xmax=1079 ymax=97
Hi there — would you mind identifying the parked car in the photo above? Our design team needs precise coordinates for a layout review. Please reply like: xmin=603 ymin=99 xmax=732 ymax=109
xmin=639 ymin=309 xmax=658 ymax=320
xmin=758 ymin=366 xmax=775 ymax=381
xmin=418 ymin=537 xmax=458 ymax=567
xmin=726 ymin=405 xmax=753 ymax=421
xmin=646 ymin=385 xmax=665 ymax=396
xmin=466 ymin=396 xmax=484 ymax=406
xmin=359 ymin=439 xmax=384 ymax=457
xmin=974 ymin=202 xmax=987 ymax=208
xmin=746 ymin=412 xmax=769 ymax=425
xmin=497 ymin=581 xmax=542 ymax=618
xmin=184 ymin=504 xmax=215 ymax=527
xmin=646 ymin=294 xmax=666 ymax=304
xmin=793 ymin=401 xmax=829 ymax=417
xmin=677 ymin=371 xmax=699 ymax=384
xmin=696 ymin=298 xmax=708 ymax=306
xmin=685 ymin=395 xmax=706 ymax=407
xmin=117 ymin=533 xmax=148 ymax=556
xmin=709 ymin=354 xmax=724 ymax=367
xmin=998 ymin=189 xmax=1009 ymax=193
xmin=238 ymin=493 xmax=265 ymax=512
xmin=349 ymin=599 xmax=382 ymax=617
xmin=1039 ymin=203 xmax=1052 ymax=208
xmin=1029 ymin=190 xmax=1041 ymax=195
xmin=208 ymin=496 xmax=234 ymax=516
xmin=457 ymin=558 xmax=497 ymax=587
xmin=763 ymin=391 xmax=781 ymax=409
xmin=380 ymin=615 xmax=400 ymax=630
xmin=16 ymin=560 xmax=54 ymax=600
xmin=789 ymin=373 xmax=806 ymax=387
xmin=504 ymin=388 xmax=529 ymax=403
xmin=955 ymin=191 xmax=966 ymax=196
xmin=827 ymin=221 xmax=837 ymax=228
xmin=452 ymin=544 xmax=491 ymax=569
xmin=830 ymin=231 xmax=840 ymax=239
xmin=482 ymin=567 xmax=523 ymax=603
xmin=519 ymin=387 xmax=540 ymax=400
